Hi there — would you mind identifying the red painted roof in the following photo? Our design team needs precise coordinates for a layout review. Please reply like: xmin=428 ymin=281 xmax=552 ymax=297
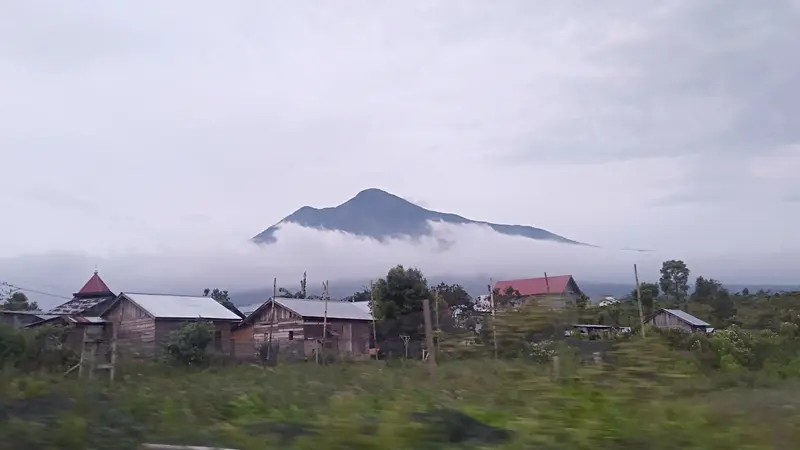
xmin=494 ymin=275 xmax=575 ymax=296
xmin=76 ymin=271 xmax=112 ymax=295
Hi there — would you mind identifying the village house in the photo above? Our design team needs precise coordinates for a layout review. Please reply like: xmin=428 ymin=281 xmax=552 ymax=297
xmin=232 ymin=297 xmax=374 ymax=358
xmin=101 ymin=292 xmax=241 ymax=358
xmin=646 ymin=308 xmax=711 ymax=333
xmin=0 ymin=310 xmax=56 ymax=328
xmin=46 ymin=270 xmax=117 ymax=317
xmin=493 ymin=274 xmax=586 ymax=309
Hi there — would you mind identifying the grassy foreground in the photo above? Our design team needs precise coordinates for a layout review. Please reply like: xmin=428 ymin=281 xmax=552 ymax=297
xmin=2 ymin=345 xmax=800 ymax=450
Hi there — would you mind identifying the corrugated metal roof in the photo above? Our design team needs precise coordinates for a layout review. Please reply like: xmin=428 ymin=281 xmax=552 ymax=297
xmin=350 ymin=301 xmax=372 ymax=315
xmin=275 ymin=298 xmax=372 ymax=321
xmin=123 ymin=293 xmax=242 ymax=320
xmin=494 ymin=275 xmax=576 ymax=296
xmin=66 ymin=316 xmax=107 ymax=324
xmin=663 ymin=309 xmax=710 ymax=326
xmin=238 ymin=302 xmax=264 ymax=316
xmin=48 ymin=295 xmax=115 ymax=315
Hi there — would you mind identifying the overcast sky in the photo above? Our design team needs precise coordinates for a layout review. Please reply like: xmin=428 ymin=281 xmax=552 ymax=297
xmin=2 ymin=1 xmax=799 ymax=304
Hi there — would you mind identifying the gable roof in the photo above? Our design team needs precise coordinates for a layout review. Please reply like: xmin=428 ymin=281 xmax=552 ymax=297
xmin=75 ymin=271 xmax=114 ymax=297
xmin=243 ymin=297 xmax=373 ymax=324
xmin=660 ymin=309 xmax=710 ymax=327
xmin=494 ymin=275 xmax=581 ymax=297
xmin=118 ymin=293 xmax=242 ymax=320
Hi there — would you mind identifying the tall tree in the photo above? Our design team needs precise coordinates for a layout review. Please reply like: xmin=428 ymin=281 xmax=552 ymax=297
xmin=0 ymin=291 xmax=38 ymax=311
xmin=430 ymin=282 xmax=474 ymax=331
xmin=659 ymin=260 xmax=690 ymax=306
xmin=203 ymin=288 xmax=244 ymax=319
xmin=371 ymin=265 xmax=429 ymax=339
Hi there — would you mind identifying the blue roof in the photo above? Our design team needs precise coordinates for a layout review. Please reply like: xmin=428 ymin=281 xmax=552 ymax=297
xmin=663 ymin=309 xmax=710 ymax=326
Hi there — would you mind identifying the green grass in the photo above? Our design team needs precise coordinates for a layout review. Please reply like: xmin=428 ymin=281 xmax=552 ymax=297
xmin=2 ymin=356 xmax=799 ymax=450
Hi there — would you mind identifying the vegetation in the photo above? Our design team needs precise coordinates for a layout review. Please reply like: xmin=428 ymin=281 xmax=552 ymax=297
xmin=203 ymin=288 xmax=246 ymax=319
xmin=2 ymin=261 xmax=800 ymax=449
xmin=0 ymin=290 xmax=39 ymax=311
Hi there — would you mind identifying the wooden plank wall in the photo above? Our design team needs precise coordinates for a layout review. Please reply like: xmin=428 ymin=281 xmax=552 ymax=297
xmin=103 ymin=298 xmax=157 ymax=358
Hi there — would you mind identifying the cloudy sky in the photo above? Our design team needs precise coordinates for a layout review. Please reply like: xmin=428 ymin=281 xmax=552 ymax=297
xmin=2 ymin=1 xmax=799 ymax=304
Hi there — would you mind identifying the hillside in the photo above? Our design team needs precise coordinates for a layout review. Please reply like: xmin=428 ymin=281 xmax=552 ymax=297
xmin=252 ymin=188 xmax=584 ymax=245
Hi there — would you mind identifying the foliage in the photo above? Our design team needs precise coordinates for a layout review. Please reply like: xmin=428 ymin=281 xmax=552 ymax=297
xmin=659 ymin=259 xmax=690 ymax=304
xmin=202 ymin=288 xmax=245 ymax=319
xmin=0 ymin=291 xmax=39 ymax=311
xmin=630 ymin=282 xmax=659 ymax=315
xmin=278 ymin=272 xmax=323 ymax=299
xmin=0 ymin=324 xmax=77 ymax=371
xmin=164 ymin=321 xmax=215 ymax=367
xmin=372 ymin=265 xmax=429 ymax=340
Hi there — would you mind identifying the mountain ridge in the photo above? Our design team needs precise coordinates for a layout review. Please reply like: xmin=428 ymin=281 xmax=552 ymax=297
xmin=252 ymin=188 xmax=586 ymax=245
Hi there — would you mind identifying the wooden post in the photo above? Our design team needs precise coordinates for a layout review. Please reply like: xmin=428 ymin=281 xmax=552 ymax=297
xmin=321 ymin=281 xmax=329 ymax=364
xmin=370 ymin=280 xmax=378 ymax=360
xmin=422 ymin=298 xmax=437 ymax=379
xmin=266 ymin=278 xmax=276 ymax=364
xmin=78 ymin=327 xmax=88 ymax=379
xmin=634 ymin=264 xmax=646 ymax=338
xmin=489 ymin=279 xmax=498 ymax=359
xmin=109 ymin=297 xmax=124 ymax=383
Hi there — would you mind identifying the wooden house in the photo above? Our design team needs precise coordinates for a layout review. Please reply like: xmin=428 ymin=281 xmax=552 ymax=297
xmin=45 ymin=270 xmax=117 ymax=317
xmin=233 ymin=297 xmax=374 ymax=358
xmin=0 ymin=310 xmax=56 ymax=328
xmin=493 ymin=275 xmax=586 ymax=309
xmin=100 ymin=292 xmax=241 ymax=358
xmin=646 ymin=308 xmax=710 ymax=333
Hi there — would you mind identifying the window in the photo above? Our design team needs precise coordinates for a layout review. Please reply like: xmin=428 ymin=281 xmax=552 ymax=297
xmin=288 ymin=330 xmax=294 ymax=340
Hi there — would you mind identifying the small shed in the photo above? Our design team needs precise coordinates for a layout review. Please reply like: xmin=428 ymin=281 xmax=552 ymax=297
xmin=646 ymin=308 xmax=710 ymax=333
xmin=101 ymin=293 xmax=241 ymax=358
xmin=0 ymin=310 xmax=57 ymax=328
xmin=493 ymin=275 xmax=586 ymax=309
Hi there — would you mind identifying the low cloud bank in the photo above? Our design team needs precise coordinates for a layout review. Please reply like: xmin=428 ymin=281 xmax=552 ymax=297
xmin=2 ymin=221 xmax=797 ymax=309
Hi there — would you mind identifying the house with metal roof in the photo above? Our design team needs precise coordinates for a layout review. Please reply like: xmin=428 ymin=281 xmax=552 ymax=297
xmin=46 ymin=270 xmax=117 ymax=317
xmin=493 ymin=274 xmax=586 ymax=309
xmin=232 ymin=297 xmax=374 ymax=359
xmin=646 ymin=308 xmax=711 ymax=333
xmin=100 ymin=292 xmax=242 ymax=358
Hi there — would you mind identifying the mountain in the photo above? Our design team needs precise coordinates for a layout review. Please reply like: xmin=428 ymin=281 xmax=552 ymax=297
xmin=252 ymin=188 xmax=585 ymax=245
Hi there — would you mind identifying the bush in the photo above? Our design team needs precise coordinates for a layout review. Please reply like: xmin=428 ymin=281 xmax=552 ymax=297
xmin=164 ymin=321 xmax=215 ymax=367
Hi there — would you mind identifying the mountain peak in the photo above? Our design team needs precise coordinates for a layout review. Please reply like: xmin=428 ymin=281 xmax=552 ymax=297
xmin=251 ymin=188 xmax=586 ymax=246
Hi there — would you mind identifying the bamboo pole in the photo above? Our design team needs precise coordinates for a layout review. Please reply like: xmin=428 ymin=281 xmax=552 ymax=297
xmin=266 ymin=278 xmax=276 ymax=364
xmin=489 ymin=279 xmax=497 ymax=359
xmin=321 ymin=280 xmax=329 ymax=364
xmin=370 ymin=280 xmax=378 ymax=360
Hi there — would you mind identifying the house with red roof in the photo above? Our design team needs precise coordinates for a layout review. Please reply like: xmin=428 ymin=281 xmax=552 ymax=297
xmin=45 ymin=270 xmax=117 ymax=317
xmin=493 ymin=274 xmax=586 ymax=309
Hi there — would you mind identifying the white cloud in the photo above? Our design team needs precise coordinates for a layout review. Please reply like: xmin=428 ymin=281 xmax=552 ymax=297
xmin=3 ymin=222 xmax=797 ymax=310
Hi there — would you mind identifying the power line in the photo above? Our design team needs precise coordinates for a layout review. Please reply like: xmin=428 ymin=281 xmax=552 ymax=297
xmin=0 ymin=281 xmax=72 ymax=300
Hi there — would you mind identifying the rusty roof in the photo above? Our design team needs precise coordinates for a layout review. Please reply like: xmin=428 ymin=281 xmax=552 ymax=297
xmin=494 ymin=275 xmax=577 ymax=296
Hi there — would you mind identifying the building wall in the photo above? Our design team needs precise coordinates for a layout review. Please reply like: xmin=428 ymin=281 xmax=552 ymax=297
xmin=648 ymin=311 xmax=695 ymax=332
xmin=103 ymin=298 xmax=157 ymax=358
xmin=154 ymin=320 xmax=233 ymax=355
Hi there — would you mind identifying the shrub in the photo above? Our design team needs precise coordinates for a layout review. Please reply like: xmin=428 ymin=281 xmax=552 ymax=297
xmin=164 ymin=321 xmax=215 ymax=367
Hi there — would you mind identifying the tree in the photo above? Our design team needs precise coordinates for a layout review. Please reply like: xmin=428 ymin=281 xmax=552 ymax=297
xmin=691 ymin=277 xmax=724 ymax=304
xmin=371 ymin=265 xmax=429 ymax=340
xmin=277 ymin=272 xmax=322 ymax=299
xmin=659 ymin=260 xmax=690 ymax=305
xmin=630 ymin=282 xmax=659 ymax=314
xmin=430 ymin=282 xmax=474 ymax=331
xmin=343 ymin=288 xmax=371 ymax=303
xmin=710 ymin=288 xmax=737 ymax=324
xmin=0 ymin=291 xmax=39 ymax=311
xmin=493 ymin=286 xmax=523 ymax=309
xmin=202 ymin=288 xmax=244 ymax=319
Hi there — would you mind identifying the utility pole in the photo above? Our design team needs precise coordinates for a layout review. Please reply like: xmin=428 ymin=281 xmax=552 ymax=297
xmin=422 ymin=297 xmax=437 ymax=380
xmin=489 ymin=278 xmax=498 ymax=359
xmin=266 ymin=277 xmax=277 ymax=364
xmin=634 ymin=264 xmax=646 ymax=338
xmin=321 ymin=280 xmax=329 ymax=364
xmin=370 ymin=280 xmax=378 ymax=360
xmin=434 ymin=289 xmax=440 ymax=354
